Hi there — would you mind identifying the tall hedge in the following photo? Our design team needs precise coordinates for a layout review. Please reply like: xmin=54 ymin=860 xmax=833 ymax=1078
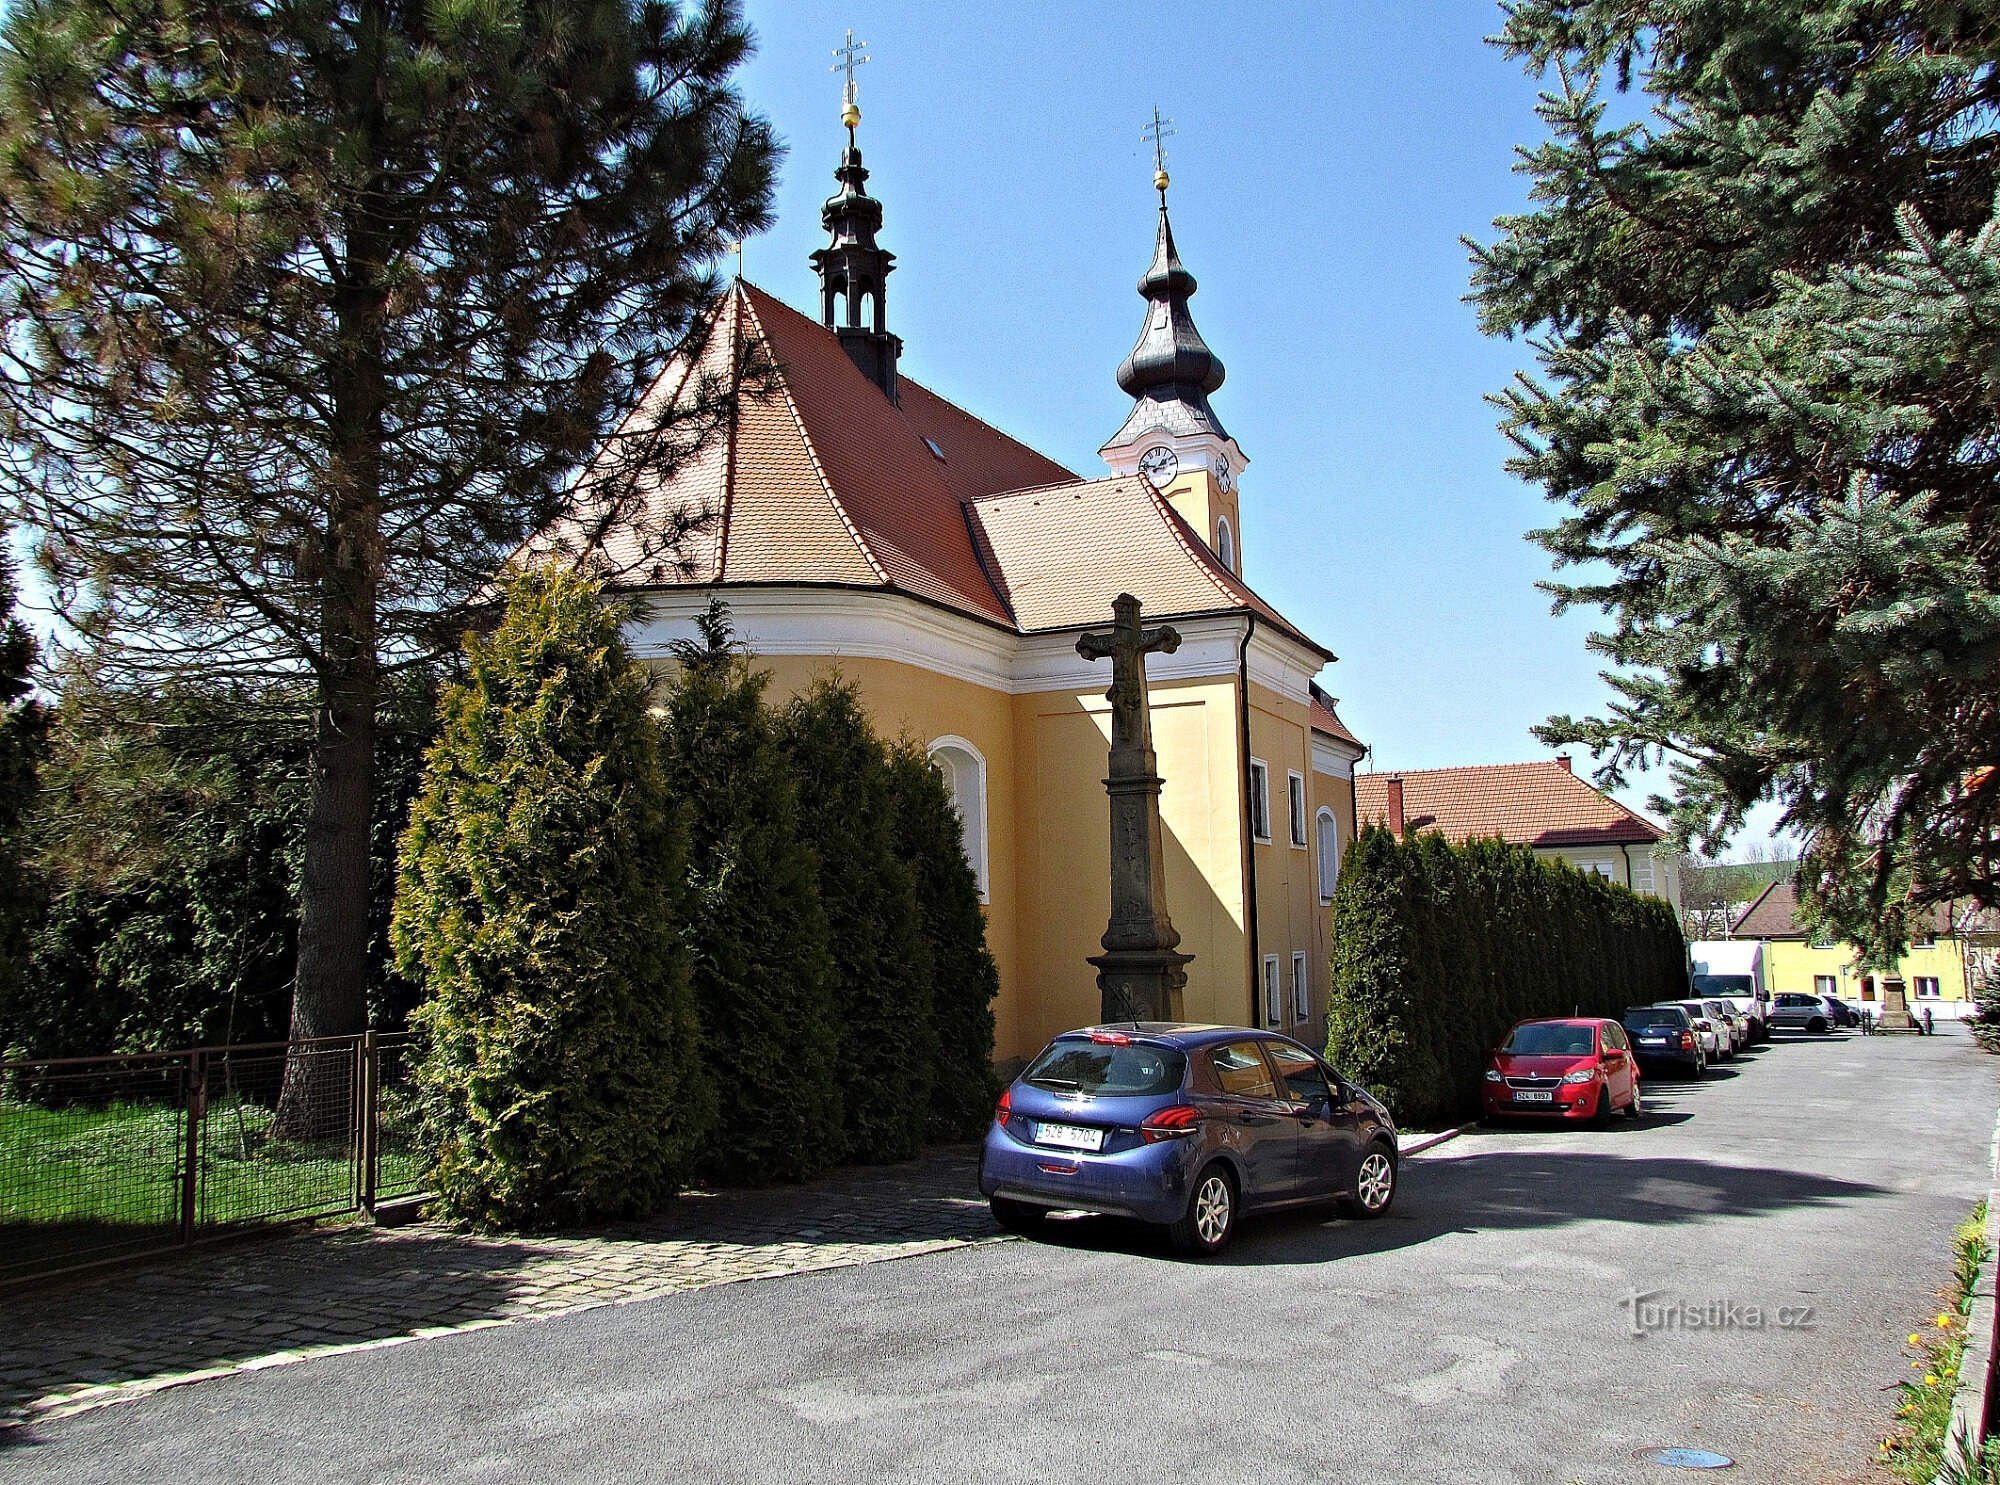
xmin=776 ymin=679 xmax=935 ymax=1162
xmin=656 ymin=610 xmax=844 ymax=1184
xmin=1326 ymin=826 xmax=1688 ymax=1126
xmin=392 ymin=570 xmax=710 ymax=1227
xmin=885 ymin=738 xmax=999 ymax=1140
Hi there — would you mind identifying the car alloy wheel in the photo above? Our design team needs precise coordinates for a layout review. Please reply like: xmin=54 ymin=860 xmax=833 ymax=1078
xmin=1340 ymin=1144 xmax=1398 ymax=1219
xmin=1625 ymin=1085 xmax=1644 ymax=1119
xmin=1170 ymin=1164 xmax=1237 ymax=1255
xmin=1809 ymin=1016 xmax=1828 ymax=1034
xmin=1194 ymin=1172 xmax=1232 ymax=1245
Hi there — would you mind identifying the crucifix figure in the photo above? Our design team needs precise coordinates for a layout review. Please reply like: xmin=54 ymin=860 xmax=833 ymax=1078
xmin=1076 ymin=593 xmax=1192 ymax=1023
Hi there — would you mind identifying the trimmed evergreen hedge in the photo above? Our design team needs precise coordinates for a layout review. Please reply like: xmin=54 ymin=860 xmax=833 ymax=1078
xmin=392 ymin=571 xmax=711 ymax=1228
xmin=1326 ymin=826 xmax=1689 ymax=1127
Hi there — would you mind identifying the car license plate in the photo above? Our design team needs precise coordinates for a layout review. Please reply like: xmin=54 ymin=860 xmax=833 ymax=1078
xmin=1037 ymin=1121 xmax=1105 ymax=1152
xmin=1513 ymin=1091 xmax=1554 ymax=1103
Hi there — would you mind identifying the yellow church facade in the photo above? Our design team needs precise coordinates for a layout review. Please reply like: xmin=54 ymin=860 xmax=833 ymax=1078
xmin=533 ymin=117 xmax=1364 ymax=1065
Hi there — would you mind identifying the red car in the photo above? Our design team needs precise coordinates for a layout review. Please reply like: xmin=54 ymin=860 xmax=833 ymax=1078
xmin=1481 ymin=1017 xmax=1644 ymax=1123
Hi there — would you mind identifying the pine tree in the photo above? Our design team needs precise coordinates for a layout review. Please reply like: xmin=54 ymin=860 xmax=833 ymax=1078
xmin=391 ymin=570 xmax=709 ymax=1227
xmin=776 ymin=679 xmax=935 ymax=1163
xmin=885 ymin=738 xmax=999 ymax=1140
xmin=1469 ymin=2 xmax=2000 ymax=958
xmin=0 ymin=0 xmax=777 ymax=1097
xmin=656 ymin=605 xmax=844 ymax=1183
xmin=0 ymin=531 xmax=45 ymax=1030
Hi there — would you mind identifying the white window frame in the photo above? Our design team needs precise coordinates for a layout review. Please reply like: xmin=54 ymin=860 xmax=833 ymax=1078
xmin=1216 ymin=515 xmax=1237 ymax=573
xmin=1916 ymin=976 xmax=1942 ymax=998
xmin=1262 ymin=954 xmax=1282 ymax=1027
xmin=1316 ymin=807 xmax=1341 ymax=904
xmin=1814 ymin=975 xmax=1838 ymax=998
xmin=1287 ymin=771 xmax=1308 ymax=849
xmin=926 ymin=735 xmax=990 ymax=904
xmin=1248 ymin=757 xmax=1271 ymax=843
xmin=1292 ymin=950 xmax=1309 ymax=1022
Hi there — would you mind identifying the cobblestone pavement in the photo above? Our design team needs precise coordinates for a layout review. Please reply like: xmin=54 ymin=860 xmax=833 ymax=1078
xmin=0 ymin=1147 xmax=1002 ymax=1430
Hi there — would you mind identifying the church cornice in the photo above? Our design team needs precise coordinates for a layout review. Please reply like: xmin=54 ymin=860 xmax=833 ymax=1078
xmin=627 ymin=585 xmax=1328 ymax=699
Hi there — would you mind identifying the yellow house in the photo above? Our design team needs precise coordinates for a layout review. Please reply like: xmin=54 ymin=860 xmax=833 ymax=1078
xmin=525 ymin=116 xmax=1365 ymax=1064
xmin=1732 ymin=882 xmax=1991 ymax=1019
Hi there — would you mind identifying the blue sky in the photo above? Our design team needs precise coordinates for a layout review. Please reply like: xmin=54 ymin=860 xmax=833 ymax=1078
xmin=733 ymin=2 xmax=1790 ymax=855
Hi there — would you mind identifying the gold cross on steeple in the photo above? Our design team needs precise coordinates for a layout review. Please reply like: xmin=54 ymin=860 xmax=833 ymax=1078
xmin=832 ymin=29 xmax=870 ymax=128
xmin=1143 ymin=105 xmax=1175 ymax=196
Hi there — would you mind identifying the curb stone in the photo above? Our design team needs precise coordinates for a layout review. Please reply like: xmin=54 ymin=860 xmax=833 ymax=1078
xmin=1938 ymin=1109 xmax=2000 ymax=1484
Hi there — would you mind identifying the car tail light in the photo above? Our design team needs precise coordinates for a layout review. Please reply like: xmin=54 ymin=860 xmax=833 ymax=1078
xmin=1679 ymin=1031 xmax=1694 ymax=1050
xmin=1089 ymin=1030 xmax=1131 ymax=1045
xmin=1140 ymin=1105 xmax=1202 ymax=1143
xmin=994 ymin=1087 xmax=1014 ymax=1129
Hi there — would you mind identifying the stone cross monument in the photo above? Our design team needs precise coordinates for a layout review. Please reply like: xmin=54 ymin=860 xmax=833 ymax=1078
xmin=1077 ymin=593 xmax=1192 ymax=1023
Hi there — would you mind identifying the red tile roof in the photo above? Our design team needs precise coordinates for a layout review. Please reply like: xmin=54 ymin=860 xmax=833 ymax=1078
xmin=525 ymin=282 xmax=1329 ymax=651
xmin=1309 ymin=684 xmax=1362 ymax=749
xmin=1353 ymin=760 xmax=1665 ymax=849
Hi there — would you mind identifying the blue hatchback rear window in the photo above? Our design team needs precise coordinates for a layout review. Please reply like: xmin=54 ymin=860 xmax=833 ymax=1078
xmin=1024 ymin=1040 xmax=1187 ymax=1096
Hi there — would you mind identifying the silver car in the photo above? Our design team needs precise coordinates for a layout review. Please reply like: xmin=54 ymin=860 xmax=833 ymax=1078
xmin=1770 ymin=992 xmax=1838 ymax=1033
xmin=1702 ymin=998 xmax=1750 ymax=1054
xmin=1657 ymin=1000 xmax=1728 ymax=1061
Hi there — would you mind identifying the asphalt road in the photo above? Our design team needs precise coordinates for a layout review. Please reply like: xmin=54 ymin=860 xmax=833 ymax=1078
xmin=8 ymin=1025 xmax=1997 ymax=1485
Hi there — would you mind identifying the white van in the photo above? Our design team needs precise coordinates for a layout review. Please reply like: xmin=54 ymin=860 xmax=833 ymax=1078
xmin=1689 ymin=941 xmax=1772 ymax=1042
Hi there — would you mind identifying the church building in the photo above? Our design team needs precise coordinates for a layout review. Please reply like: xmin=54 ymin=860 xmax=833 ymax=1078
xmin=529 ymin=102 xmax=1365 ymax=1066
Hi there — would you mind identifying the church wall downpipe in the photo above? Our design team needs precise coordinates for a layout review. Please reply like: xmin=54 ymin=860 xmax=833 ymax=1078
xmin=1238 ymin=615 xmax=1262 ymax=1026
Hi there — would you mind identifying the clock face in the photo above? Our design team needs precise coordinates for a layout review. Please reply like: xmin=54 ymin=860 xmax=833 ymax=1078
xmin=1214 ymin=458 xmax=1234 ymax=494
xmin=1138 ymin=446 xmax=1179 ymax=488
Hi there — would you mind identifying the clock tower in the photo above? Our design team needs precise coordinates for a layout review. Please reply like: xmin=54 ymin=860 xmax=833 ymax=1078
xmin=1100 ymin=129 xmax=1247 ymax=574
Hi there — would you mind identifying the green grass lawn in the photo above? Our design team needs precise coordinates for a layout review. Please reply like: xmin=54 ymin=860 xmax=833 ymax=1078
xmin=0 ymin=1095 xmax=425 ymax=1278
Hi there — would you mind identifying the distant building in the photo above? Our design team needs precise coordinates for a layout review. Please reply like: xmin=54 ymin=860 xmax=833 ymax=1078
xmin=1731 ymin=882 xmax=1996 ymax=1019
xmin=1354 ymin=757 xmax=1681 ymax=914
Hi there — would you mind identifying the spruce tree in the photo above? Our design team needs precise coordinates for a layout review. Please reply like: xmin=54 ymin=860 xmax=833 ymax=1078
xmin=0 ymin=0 xmax=776 ymax=1091
xmin=1469 ymin=2 xmax=2000 ymax=957
xmin=392 ymin=570 xmax=709 ymax=1227
xmin=656 ymin=605 xmax=844 ymax=1184
xmin=776 ymin=680 xmax=935 ymax=1163
xmin=885 ymin=738 xmax=999 ymax=1140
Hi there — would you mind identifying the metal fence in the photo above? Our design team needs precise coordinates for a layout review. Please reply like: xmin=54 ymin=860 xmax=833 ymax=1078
xmin=0 ymin=1031 xmax=427 ymax=1285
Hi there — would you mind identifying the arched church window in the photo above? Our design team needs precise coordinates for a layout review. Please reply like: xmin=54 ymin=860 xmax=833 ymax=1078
xmin=928 ymin=736 xmax=989 ymax=903
xmin=1216 ymin=515 xmax=1237 ymax=573
xmin=1316 ymin=807 xmax=1341 ymax=904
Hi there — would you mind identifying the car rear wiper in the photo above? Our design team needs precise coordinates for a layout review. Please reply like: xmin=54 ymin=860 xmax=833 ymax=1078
xmin=1032 ymin=1077 xmax=1082 ymax=1090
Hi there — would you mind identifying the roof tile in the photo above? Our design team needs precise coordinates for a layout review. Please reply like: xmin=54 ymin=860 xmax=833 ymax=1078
xmin=1354 ymin=760 xmax=1665 ymax=849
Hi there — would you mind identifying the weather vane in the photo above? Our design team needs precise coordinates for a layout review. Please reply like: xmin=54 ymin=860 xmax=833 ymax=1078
xmin=1143 ymin=105 xmax=1175 ymax=197
xmin=832 ymin=29 xmax=870 ymax=130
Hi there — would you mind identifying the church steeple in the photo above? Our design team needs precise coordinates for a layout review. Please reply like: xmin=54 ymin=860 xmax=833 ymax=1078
xmin=1101 ymin=110 xmax=1248 ymax=574
xmin=810 ymin=31 xmax=900 ymax=400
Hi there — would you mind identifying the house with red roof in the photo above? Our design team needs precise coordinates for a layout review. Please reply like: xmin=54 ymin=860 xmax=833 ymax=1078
xmin=1354 ymin=758 xmax=1682 ymax=914
xmin=524 ymin=104 xmax=1365 ymax=1060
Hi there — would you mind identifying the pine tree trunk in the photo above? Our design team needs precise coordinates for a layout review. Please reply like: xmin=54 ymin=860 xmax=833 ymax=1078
xmin=274 ymin=209 xmax=387 ymax=1140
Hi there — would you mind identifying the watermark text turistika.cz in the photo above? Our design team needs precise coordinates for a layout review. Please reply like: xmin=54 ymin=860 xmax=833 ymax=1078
xmin=1623 ymin=1290 xmax=1817 ymax=1337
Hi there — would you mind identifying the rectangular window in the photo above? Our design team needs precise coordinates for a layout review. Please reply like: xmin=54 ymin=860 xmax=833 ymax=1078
xmin=1288 ymin=772 xmax=1307 ymax=848
xmin=1292 ymin=950 xmax=1309 ymax=1021
xmin=1917 ymin=977 xmax=1942 ymax=998
xmin=1814 ymin=975 xmax=1837 ymax=998
xmin=1913 ymin=936 xmax=1938 ymax=951
xmin=1262 ymin=954 xmax=1281 ymax=1026
xmin=1249 ymin=759 xmax=1271 ymax=842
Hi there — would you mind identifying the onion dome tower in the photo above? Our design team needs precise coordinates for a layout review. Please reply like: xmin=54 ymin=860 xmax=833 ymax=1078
xmin=1101 ymin=110 xmax=1248 ymax=574
xmin=810 ymin=32 xmax=901 ymax=400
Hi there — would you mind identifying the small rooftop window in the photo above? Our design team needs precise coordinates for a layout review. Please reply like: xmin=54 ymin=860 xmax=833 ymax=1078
xmin=923 ymin=436 xmax=946 ymax=461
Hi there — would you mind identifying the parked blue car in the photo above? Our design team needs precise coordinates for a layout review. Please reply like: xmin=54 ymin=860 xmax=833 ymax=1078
xmin=978 ymin=1023 xmax=1399 ymax=1255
